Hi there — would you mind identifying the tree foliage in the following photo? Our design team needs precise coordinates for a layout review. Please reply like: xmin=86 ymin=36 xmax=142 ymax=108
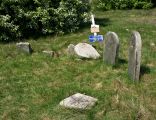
xmin=97 ymin=0 xmax=153 ymax=10
xmin=0 ymin=0 xmax=90 ymax=42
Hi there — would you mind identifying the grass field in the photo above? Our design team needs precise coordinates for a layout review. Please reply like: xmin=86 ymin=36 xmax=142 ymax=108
xmin=0 ymin=9 xmax=156 ymax=120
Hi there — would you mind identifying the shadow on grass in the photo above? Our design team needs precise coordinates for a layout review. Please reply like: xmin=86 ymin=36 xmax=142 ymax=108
xmin=95 ymin=18 xmax=111 ymax=27
xmin=77 ymin=17 xmax=111 ymax=33
xmin=118 ymin=58 xmax=127 ymax=64
xmin=140 ymin=65 xmax=151 ymax=78
xmin=112 ymin=58 xmax=127 ymax=68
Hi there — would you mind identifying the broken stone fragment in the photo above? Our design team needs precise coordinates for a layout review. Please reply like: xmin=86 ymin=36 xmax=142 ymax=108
xmin=150 ymin=42 xmax=155 ymax=47
xmin=59 ymin=93 xmax=98 ymax=110
xmin=42 ymin=50 xmax=55 ymax=57
xmin=67 ymin=44 xmax=75 ymax=56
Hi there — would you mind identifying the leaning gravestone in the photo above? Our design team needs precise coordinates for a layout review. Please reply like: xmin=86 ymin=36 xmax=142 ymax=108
xmin=16 ymin=42 xmax=33 ymax=54
xmin=74 ymin=43 xmax=100 ymax=59
xmin=104 ymin=32 xmax=119 ymax=65
xmin=128 ymin=31 xmax=142 ymax=81
xmin=59 ymin=93 xmax=98 ymax=110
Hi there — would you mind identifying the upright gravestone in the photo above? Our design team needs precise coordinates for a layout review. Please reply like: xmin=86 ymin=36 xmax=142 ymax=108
xmin=104 ymin=32 xmax=119 ymax=65
xmin=128 ymin=31 xmax=142 ymax=81
xmin=16 ymin=42 xmax=33 ymax=54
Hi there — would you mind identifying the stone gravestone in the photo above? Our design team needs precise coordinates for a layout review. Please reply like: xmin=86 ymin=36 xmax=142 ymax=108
xmin=128 ymin=31 xmax=142 ymax=81
xmin=16 ymin=42 xmax=33 ymax=54
xmin=104 ymin=32 xmax=119 ymax=65
xmin=59 ymin=93 xmax=98 ymax=110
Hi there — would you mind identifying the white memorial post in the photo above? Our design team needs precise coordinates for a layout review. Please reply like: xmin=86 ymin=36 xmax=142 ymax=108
xmin=89 ymin=14 xmax=103 ymax=44
xmin=91 ymin=15 xmax=99 ymax=36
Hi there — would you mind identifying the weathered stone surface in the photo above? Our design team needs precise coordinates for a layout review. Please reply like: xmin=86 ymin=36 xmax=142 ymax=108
xmin=67 ymin=44 xmax=75 ymax=56
xmin=42 ymin=50 xmax=55 ymax=57
xmin=74 ymin=43 xmax=100 ymax=59
xmin=128 ymin=31 xmax=142 ymax=81
xmin=104 ymin=32 xmax=119 ymax=65
xmin=59 ymin=93 xmax=98 ymax=110
xmin=16 ymin=42 xmax=33 ymax=54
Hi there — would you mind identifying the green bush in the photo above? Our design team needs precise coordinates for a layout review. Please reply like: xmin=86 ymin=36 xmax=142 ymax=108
xmin=0 ymin=15 xmax=21 ymax=41
xmin=97 ymin=0 xmax=153 ymax=10
xmin=151 ymin=0 xmax=156 ymax=6
xmin=0 ymin=0 xmax=90 ymax=42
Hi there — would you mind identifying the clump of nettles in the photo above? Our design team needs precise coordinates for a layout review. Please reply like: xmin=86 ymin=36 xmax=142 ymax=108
xmin=0 ymin=0 xmax=91 ymax=42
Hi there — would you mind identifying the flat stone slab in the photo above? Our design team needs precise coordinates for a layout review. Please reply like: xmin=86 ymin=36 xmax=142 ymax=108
xmin=16 ymin=42 xmax=33 ymax=54
xmin=74 ymin=43 xmax=100 ymax=59
xmin=59 ymin=93 xmax=98 ymax=110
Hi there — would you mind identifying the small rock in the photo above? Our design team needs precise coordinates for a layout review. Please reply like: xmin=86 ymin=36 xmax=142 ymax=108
xmin=94 ymin=82 xmax=103 ymax=90
xmin=16 ymin=42 xmax=33 ymax=54
xmin=126 ymin=29 xmax=129 ymax=31
xmin=59 ymin=93 xmax=98 ymax=110
xmin=42 ymin=51 xmax=55 ymax=57
xmin=150 ymin=42 xmax=155 ymax=47
xmin=67 ymin=44 xmax=75 ymax=56
xmin=74 ymin=43 xmax=100 ymax=59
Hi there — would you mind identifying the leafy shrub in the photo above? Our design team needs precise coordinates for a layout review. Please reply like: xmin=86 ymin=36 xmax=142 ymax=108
xmin=151 ymin=0 xmax=156 ymax=6
xmin=133 ymin=1 xmax=153 ymax=9
xmin=97 ymin=0 xmax=153 ymax=10
xmin=0 ymin=0 xmax=90 ymax=42
xmin=0 ymin=15 xmax=21 ymax=41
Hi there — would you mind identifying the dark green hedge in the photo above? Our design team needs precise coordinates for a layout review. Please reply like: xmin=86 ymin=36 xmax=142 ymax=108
xmin=0 ymin=0 xmax=90 ymax=42
xmin=151 ymin=0 xmax=156 ymax=6
xmin=97 ymin=0 xmax=153 ymax=10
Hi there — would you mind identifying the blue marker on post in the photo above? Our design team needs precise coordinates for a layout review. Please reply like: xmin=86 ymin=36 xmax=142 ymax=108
xmin=89 ymin=35 xmax=104 ymax=42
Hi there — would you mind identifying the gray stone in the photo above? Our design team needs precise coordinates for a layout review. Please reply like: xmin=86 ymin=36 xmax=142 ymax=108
xmin=42 ymin=50 xmax=55 ymax=57
xmin=104 ymin=32 xmax=119 ymax=65
xmin=74 ymin=43 xmax=100 ymax=59
xmin=150 ymin=42 xmax=155 ymax=47
xmin=128 ymin=31 xmax=142 ymax=81
xmin=16 ymin=42 xmax=33 ymax=54
xmin=67 ymin=44 xmax=75 ymax=56
xmin=59 ymin=93 xmax=98 ymax=110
